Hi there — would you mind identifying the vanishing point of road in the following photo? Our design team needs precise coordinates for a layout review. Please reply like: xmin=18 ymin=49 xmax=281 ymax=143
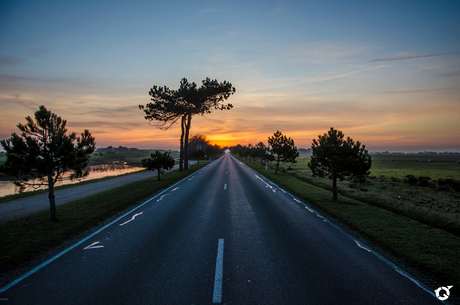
xmin=0 ymin=153 xmax=441 ymax=304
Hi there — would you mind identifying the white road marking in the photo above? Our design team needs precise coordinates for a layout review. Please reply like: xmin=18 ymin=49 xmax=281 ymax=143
xmin=305 ymin=206 xmax=314 ymax=213
xmin=119 ymin=212 xmax=143 ymax=226
xmin=224 ymin=184 xmax=227 ymax=190
xmin=355 ymin=241 xmax=372 ymax=252
xmin=83 ymin=241 xmax=104 ymax=250
xmin=171 ymin=187 xmax=180 ymax=192
xmin=213 ymin=239 xmax=224 ymax=303
xmin=157 ymin=194 xmax=169 ymax=202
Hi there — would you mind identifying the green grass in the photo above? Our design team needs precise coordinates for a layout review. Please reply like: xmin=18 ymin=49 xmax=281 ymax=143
xmin=278 ymin=155 xmax=460 ymax=236
xmin=0 ymin=162 xmax=209 ymax=282
xmin=243 ymin=158 xmax=460 ymax=290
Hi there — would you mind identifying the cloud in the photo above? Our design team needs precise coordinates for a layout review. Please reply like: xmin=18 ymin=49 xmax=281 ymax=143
xmin=380 ymin=87 xmax=459 ymax=94
xmin=25 ymin=48 xmax=49 ymax=58
xmin=368 ymin=52 xmax=458 ymax=63
xmin=0 ymin=56 xmax=24 ymax=65
xmin=436 ymin=71 xmax=460 ymax=77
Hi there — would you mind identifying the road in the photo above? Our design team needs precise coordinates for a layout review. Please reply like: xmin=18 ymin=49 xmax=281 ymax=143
xmin=0 ymin=162 xmax=195 ymax=223
xmin=0 ymin=153 xmax=441 ymax=304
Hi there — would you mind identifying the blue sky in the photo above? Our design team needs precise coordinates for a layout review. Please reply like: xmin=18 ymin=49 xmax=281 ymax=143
xmin=1 ymin=0 xmax=459 ymax=151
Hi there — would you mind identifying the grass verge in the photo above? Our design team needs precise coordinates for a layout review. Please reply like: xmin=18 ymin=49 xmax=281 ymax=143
xmin=0 ymin=162 xmax=209 ymax=285
xmin=244 ymin=159 xmax=460 ymax=292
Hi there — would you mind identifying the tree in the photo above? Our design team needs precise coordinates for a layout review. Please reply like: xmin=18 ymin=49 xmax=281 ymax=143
xmin=206 ymin=144 xmax=222 ymax=159
xmin=188 ymin=134 xmax=210 ymax=158
xmin=190 ymin=149 xmax=205 ymax=164
xmin=139 ymin=80 xmax=194 ymax=172
xmin=180 ymin=78 xmax=235 ymax=170
xmin=141 ymin=150 xmax=175 ymax=181
xmin=253 ymin=141 xmax=273 ymax=166
xmin=140 ymin=78 xmax=235 ymax=171
xmin=268 ymin=131 xmax=299 ymax=174
xmin=0 ymin=106 xmax=96 ymax=221
xmin=308 ymin=127 xmax=372 ymax=201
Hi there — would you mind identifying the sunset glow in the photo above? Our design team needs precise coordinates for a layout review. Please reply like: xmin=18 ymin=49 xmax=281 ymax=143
xmin=1 ymin=1 xmax=459 ymax=152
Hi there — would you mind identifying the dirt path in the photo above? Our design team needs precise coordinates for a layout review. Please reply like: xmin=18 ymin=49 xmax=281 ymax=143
xmin=0 ymin=163 xmax=194 ymax=223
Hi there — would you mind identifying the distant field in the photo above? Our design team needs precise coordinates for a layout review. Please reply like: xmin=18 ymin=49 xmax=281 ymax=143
xmin=289 ymin=154 xmax=460 ymax=180
xmin=276 ymin=154 xmax=460 ymax=237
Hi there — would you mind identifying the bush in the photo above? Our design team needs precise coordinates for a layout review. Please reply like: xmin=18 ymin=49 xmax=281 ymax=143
xmin=404 ymin=174 xmax=418 ymax=185
xmin=416 ymin=176 xmax=431 ymax=187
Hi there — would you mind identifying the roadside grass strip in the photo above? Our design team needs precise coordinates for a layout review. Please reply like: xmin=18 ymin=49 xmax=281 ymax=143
xmin=243 ymin=160 xmax=460 ymax=291
xmin=0 ymin=162 xmax=210 ymax=286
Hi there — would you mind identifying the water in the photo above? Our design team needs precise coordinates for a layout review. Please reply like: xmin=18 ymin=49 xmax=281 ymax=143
xmin=0 ymin=163 xmax=143 ymax=197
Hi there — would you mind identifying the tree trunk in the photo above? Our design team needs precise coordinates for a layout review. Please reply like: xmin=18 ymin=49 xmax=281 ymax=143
xmin=331 ymin=166 xmax=338 ymax=201
xmin=184 ymin=113 xmax=192 ymax=170
xmin=48 ymin=174 xmax=58 ymax=222
xmin=158 ymin=169 xmax=161 ymax=181
xmin=179 ymin=115 xmax=185 ymax=172
xmin=275 ymin=156 xmax=280 ymax=174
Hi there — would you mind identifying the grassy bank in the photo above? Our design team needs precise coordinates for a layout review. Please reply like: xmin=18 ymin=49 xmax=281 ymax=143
xmin=0 ymin=161 xmax=209 ymax=285
xmin=278 ymin=155 xmax=460 ymax=237
xmin=243 ymin=158 xmax=460 ymax=292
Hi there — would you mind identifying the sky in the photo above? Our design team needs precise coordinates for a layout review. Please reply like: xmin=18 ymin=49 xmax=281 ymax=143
xmin=1 ymin=0 xmax=459 ymax=152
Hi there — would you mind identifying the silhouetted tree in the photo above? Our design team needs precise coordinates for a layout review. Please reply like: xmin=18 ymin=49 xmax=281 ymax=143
xmin=308 ymin=127 xmax=372 ymax=200
xmin=188 ymin=134 xmax=210 ymax=158
xmin=180 ymin=78 xmax=235 ymax=169
xmin=0 ymin=106 xmax=95 ymax=221
xmin=190 ymin=149 xmax=205 ymax=164
xmin=140 ymin=78 xmax=235 ymax=171
xmin=141 ymin=150 xmax=175 ymax=181
xmin=268 ymin=131 xmax=299 ymax=174
xmin=140 ymin=81 xmax=194 ymax=171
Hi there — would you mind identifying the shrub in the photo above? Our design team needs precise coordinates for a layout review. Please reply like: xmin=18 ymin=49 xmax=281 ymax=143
xmin=416 ymin=176 xmax=431 ymax=187
xmin=404 ymin=174 xmax=417 ymax=185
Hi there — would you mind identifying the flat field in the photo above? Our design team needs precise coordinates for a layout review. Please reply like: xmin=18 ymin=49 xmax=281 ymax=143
xmin=277 ymin=154 xmax=460 ymax=235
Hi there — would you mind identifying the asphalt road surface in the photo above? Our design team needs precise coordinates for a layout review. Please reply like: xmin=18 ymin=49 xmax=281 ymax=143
xmin=0 ymin=153 xmax=442 ymax=304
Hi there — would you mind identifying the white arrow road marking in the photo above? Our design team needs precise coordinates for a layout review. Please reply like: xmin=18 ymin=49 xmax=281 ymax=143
xmin=83 ymin=242 xmax=104 ymax=250
xmin=119 ymin=212 xmax=144 ymax=226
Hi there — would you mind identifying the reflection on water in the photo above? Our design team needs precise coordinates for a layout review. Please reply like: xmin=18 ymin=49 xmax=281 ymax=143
xmin=0 ymin=162 xmax=143 ymax=197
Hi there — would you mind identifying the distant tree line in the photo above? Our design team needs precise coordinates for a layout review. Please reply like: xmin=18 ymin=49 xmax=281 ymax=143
xmin=229 ymin=130 xmax=299 ymax=174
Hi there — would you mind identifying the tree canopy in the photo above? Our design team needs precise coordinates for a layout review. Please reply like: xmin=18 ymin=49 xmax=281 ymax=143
xmin=140 ymin=77 xmax=235 ymax=171
xmin=0 ymin=105 xmax=95 ymax=221
xmin=268 ymin=131 xmax=299 ymax=174
xmin=308 ymin=127 xmax=372 ymax=200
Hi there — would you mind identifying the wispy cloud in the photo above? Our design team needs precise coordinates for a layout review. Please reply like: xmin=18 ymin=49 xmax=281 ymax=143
xmin=436 ymin=71 xmax=460 ymax=77
xmin=368 ymin=52 xmax=458 ymax=63
xmin=0 ymin=56 xmax=24 ymax=65
xmin=294 ymin=65 xmax=387 ymax=85
xmin=380 ymin=87 xmax=459 ymax=94
xmin=25 ymin=48 xmax=49 ymax=58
